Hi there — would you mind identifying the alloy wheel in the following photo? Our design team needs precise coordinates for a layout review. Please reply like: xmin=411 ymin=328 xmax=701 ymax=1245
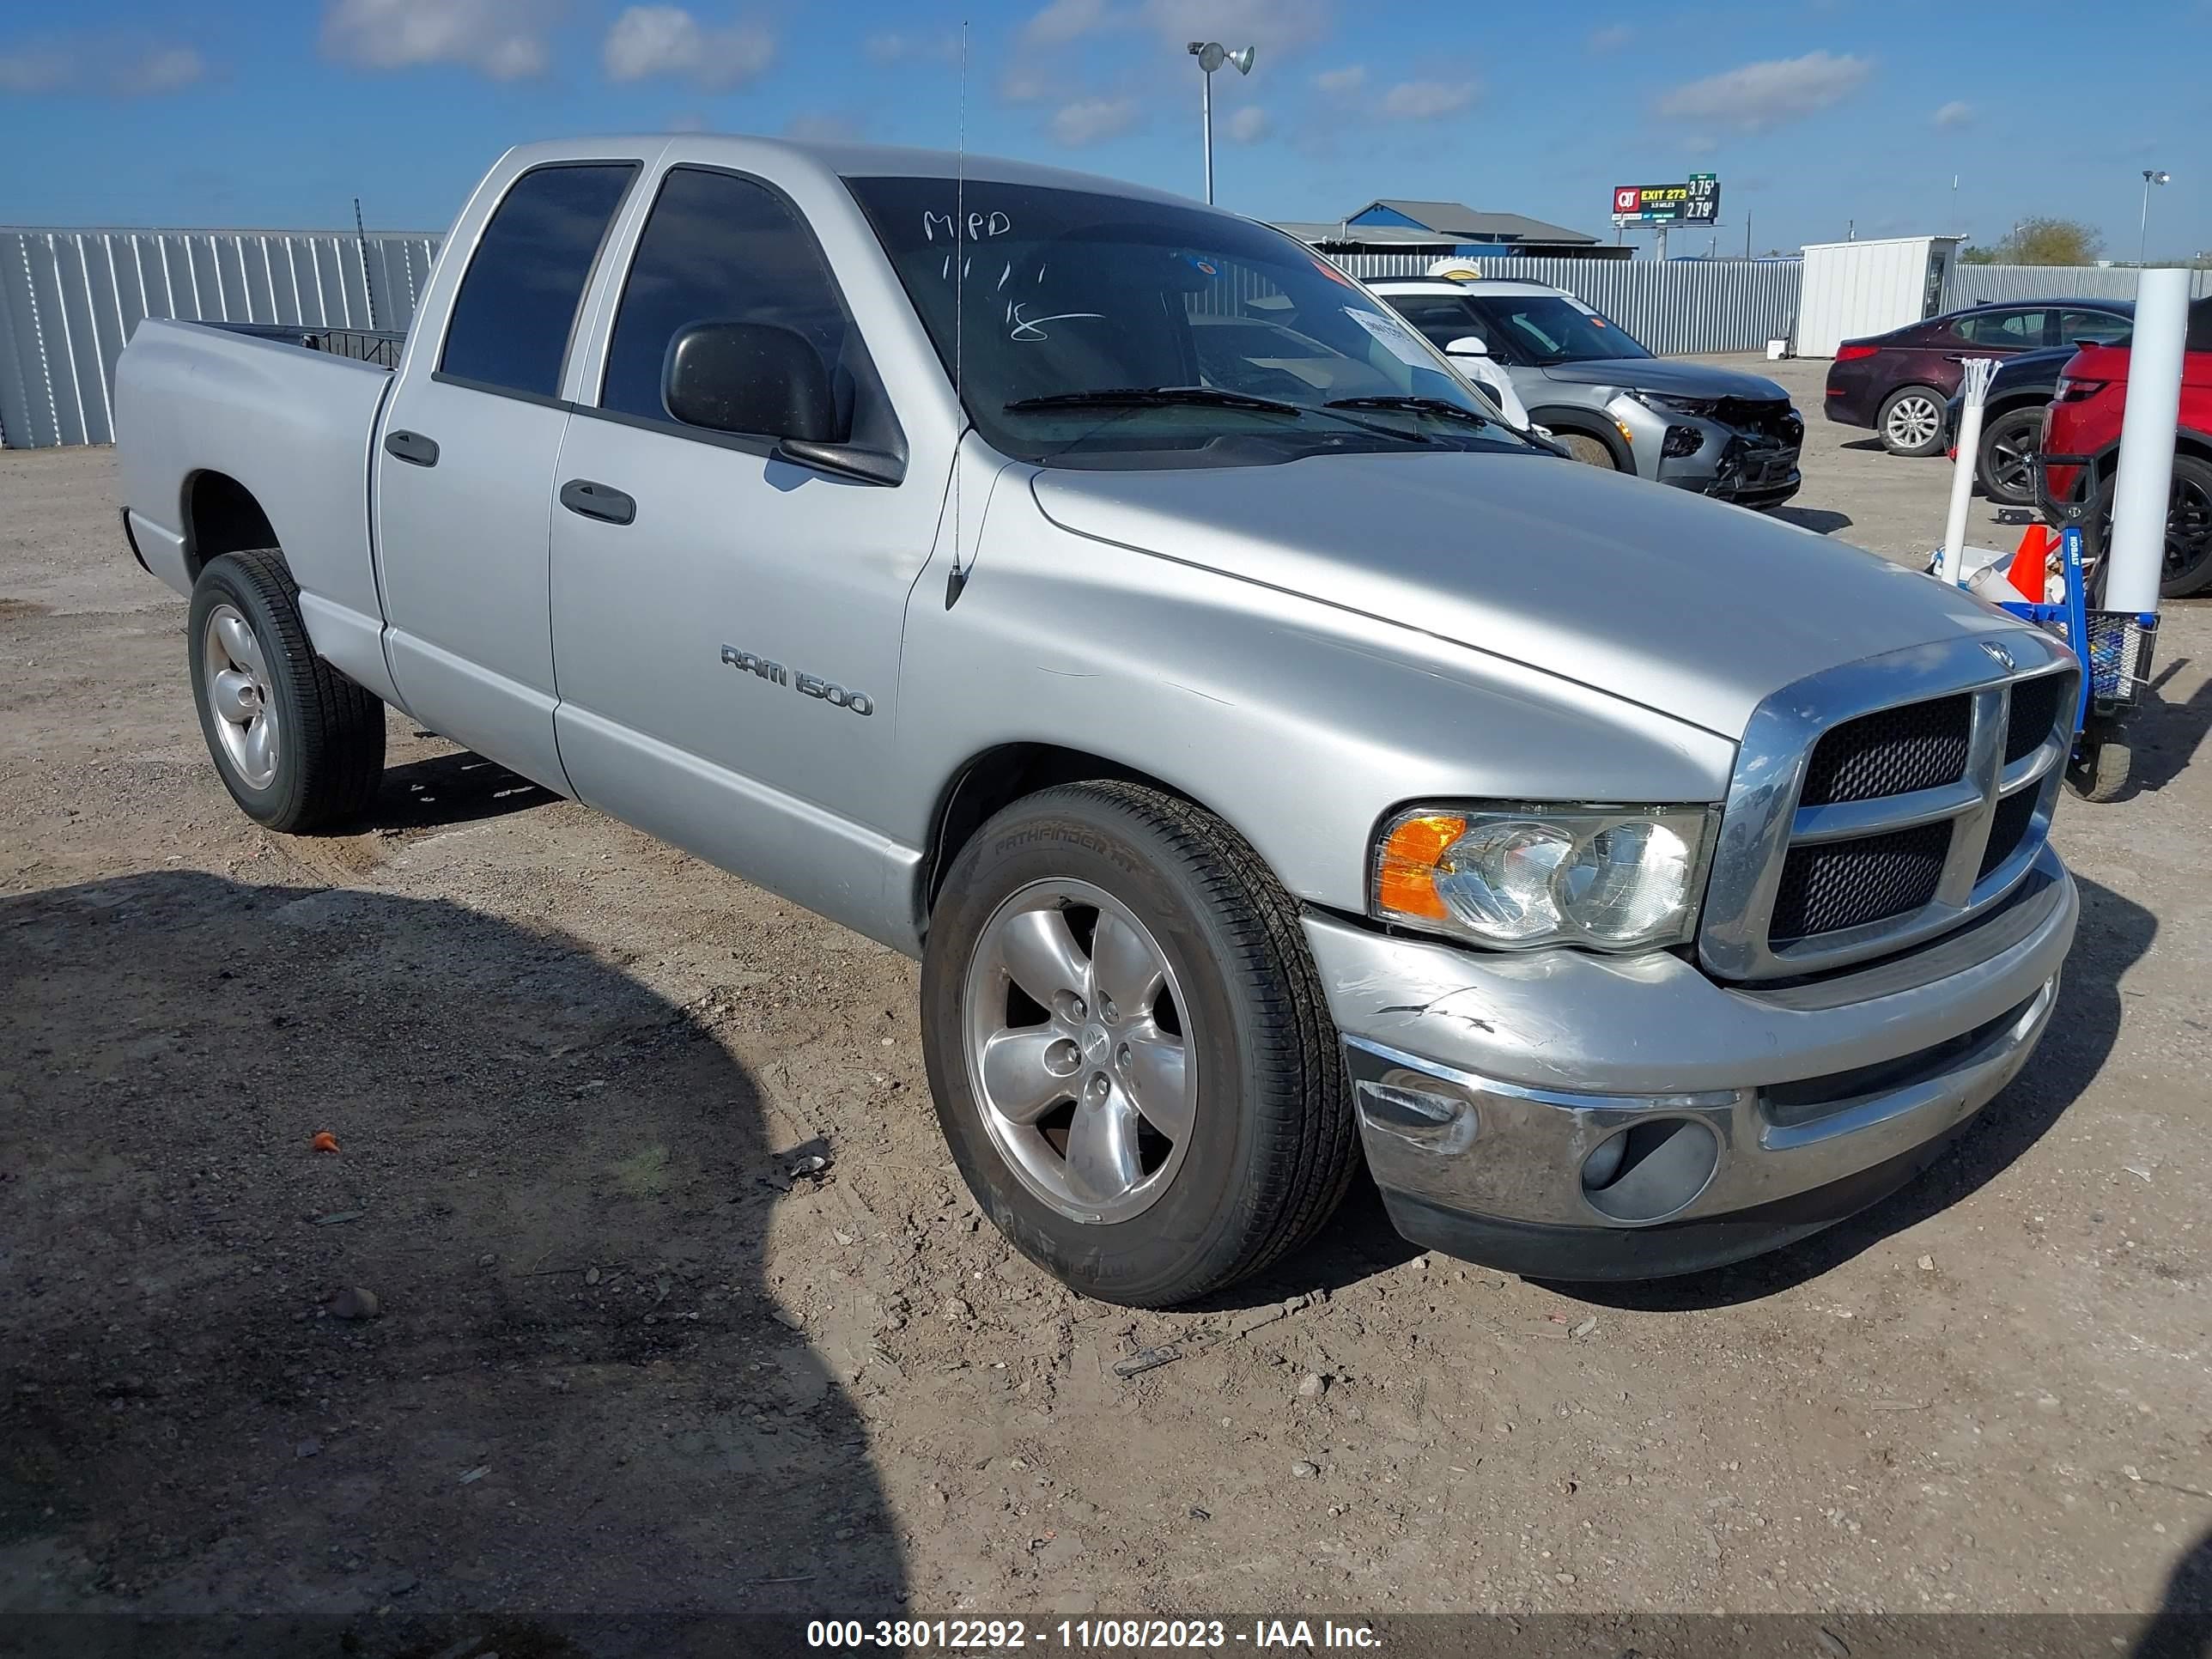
xmin=962 ymin=878 xmax=1196 ymax=1224
xmin=202 ymin=602 xmax=280 ymax=789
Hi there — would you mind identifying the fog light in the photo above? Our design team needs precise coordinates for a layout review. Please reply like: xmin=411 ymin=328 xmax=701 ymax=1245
xmin=1662 ymin=424 xmax=1701 ymax=459
xmin=1579 ymin=1117 xmax=1721 ymax=1223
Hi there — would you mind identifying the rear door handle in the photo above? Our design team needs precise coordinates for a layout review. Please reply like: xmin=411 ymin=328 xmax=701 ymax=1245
xmin=560 ymin=479 xmax=636 ymax=526
xmin=383 ymin=428 xmax=440 ymax=467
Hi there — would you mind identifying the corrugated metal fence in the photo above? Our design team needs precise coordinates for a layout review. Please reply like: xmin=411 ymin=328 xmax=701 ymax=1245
xmin=4 ymin=227 xmax=1815 ymax=448
xmin=0 ymin=227 xmax=439 ymax=448
xmin=1942 ymin=262 xmax=2212 ymax=309
xmin=1329 ymin=253 xmax=1803 ymax=356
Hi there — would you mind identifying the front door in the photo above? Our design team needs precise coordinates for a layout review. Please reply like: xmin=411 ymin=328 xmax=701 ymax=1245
xmin=548 ymin=164 xmax=944 ymax=940
xmin=374 ymin=159 xmax=638 ymax=791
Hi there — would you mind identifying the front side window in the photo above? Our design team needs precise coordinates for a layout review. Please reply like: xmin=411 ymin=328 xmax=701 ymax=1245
xmin=845 ymin=175 xmax=1535 ymax=469
xmin=441 ymin=163 xmax=635 ymax=398
xmin=1468 ymin=295 xmax=1649 ymax=365
xmin=601 ymin=167 xmax=854 ymax=434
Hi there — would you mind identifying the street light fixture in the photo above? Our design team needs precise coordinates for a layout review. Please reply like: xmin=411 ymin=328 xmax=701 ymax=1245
xmin=2140 ymin=168 xmax=2171 ymax=264
xmin=1186 ymin=40 xmax=1255 ymax=206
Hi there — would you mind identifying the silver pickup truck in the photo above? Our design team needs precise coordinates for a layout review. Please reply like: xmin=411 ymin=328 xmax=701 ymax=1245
xmin=116 ymin=137 xmax=2078 ymax=1307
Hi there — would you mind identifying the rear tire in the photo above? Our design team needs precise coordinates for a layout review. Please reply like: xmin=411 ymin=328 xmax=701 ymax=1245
xmin=921 ymin=782 xmax=1358 ymax=1307
xmin=1878 ymin=386 xmax=1946 ymax=457
xmin=1977 ymin=405 xmax=2044 ymax=506
xmin=1557 ymin=432 xmax=1619 ymax=471
xmin=187 ymin=550 xmax=386 ymax=833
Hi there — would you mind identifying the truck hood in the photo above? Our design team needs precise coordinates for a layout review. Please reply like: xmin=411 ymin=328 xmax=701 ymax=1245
xmin=1537 ymin=358 xmax=1789 ymax=400
xmin=1030 ymin=451 xmax=2015 ymax=738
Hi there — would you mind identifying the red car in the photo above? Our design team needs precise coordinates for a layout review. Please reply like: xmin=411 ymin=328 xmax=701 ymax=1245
xmin=1825 ymin=300 xmax=2134 ymax=457
xmin=2043 ymin=296 xmax=2212 ymax=598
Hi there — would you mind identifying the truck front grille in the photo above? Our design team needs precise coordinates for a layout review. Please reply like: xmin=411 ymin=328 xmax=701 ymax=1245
xmin=1698 ymin=636 xmax=2078 ymax=982
xmin=1772 ymin=823 xmax=1951 ymax=943
xmin=1800 ymin=695 xmax=1971 ymax=805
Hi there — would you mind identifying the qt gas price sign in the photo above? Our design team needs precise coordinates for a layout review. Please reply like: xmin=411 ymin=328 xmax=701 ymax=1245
xmin=1611 ymin=174 xmax=1720 ymax=225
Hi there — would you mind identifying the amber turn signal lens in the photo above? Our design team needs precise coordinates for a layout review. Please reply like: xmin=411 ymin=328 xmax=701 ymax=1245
xmin=1376 ymin=813 xmax=1466 ymax=921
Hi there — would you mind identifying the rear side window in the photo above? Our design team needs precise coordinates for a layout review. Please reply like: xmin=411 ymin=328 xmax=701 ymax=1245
xmin=440 ymin=163 xmax=636 ymax=398
xmin=1954 ymin=308 xmax=2046 ymax=348
xmin=600 ymin=167 xmax=852 ymax=434
xmin=1382 ymin=295 xmax=1487 ymax=351
xmin=2057 ymin=308 xmax=2130 ymax=346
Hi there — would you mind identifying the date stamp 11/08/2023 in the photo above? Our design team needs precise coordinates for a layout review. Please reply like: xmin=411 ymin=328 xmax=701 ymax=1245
xmin=805 ymin=1619 xmax=1382 ymax=1651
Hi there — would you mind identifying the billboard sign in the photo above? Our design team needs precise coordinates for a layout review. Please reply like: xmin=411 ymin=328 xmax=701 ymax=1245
xmin=1611 ymin=174 xmax=1720 ymax=226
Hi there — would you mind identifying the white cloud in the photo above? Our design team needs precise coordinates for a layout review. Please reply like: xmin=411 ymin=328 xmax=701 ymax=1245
xmin=1051 ymin=96 xmax=1139 ymax=145
xmin=322 ymin=0 xmax=557 ymax=79
xmin=1313 ymin=64 xmax=1365 ymax=94
xmin=1139 ymin=0 xmax=1332 ymax=53
xmin=1000 ymin=63 xmax=1058 ymax=102
xmin=1587 ymin=23 xmax=1634 ymax=52
xmin=604 ymin=7 xmax=774 ymax=90
xmin=0 ymin=36 xmax=207 ymax=95
xmin=1933 ymin=99 xmax=1973 ymax=129
xmin=1227 ymin=105 xmax=1270 ymax=143
xmin=786 ymin=112 xmax=864 ymax=143
xmin=1378 ymin=78 xmax=1477 ymax=120
xmin=863 ymin=31 xmax=962 ymax=64
xmin=1024 ymin=0 xmax=1115 ymax=45
xmin=0 ymin=45 xmax=72 ymax=93
xmin=115 ymin=46 xmax=206 ymax=94
xmin=1655 ymin=51 xmax=1872 ymax=132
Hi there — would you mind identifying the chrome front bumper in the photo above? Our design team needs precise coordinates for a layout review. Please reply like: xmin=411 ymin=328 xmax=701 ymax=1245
xmin=1304 ymin=847 xmax=2076 ymax=1277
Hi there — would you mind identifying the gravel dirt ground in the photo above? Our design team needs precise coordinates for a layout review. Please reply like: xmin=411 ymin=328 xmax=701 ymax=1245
xmin=3 ymin=353 xmax=2208 ymax=1652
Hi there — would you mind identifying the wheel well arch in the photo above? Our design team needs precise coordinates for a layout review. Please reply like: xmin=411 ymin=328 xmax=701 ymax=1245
xmin=1525 ymin=407 xmax=1630 ymax=471
xmin=922 ymin=743 xmax=1224 ymax=911
xmin=179 ymin=471 xmax=277 ymax=582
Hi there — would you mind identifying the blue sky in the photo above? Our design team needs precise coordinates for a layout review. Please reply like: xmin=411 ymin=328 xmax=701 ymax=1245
xmin=3 ymin=0 xmax=2205 ymax=262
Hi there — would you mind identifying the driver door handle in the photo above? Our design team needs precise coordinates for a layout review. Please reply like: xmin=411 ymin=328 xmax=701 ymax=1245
xmin=383 ymin=429 xmax=439 ymax=467
xmin=560 ymin=478 xmax=635 ymax=526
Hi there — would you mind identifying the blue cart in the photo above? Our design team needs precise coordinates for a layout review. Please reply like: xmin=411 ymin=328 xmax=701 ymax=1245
xmin=2005 ymin=456 xmax=2161 ymax=801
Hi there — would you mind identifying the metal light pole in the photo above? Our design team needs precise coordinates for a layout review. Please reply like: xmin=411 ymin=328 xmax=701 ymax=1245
xmin=2140 ymin=169 xmax=2171 ymax=264
xmin=1185 ymin=40 xmax=1254 ymax=205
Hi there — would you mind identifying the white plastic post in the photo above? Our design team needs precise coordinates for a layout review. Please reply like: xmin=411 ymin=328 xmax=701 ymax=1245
xmin=2105 ymin=267 xmax=2191 ymax=617
xmin=1940 ymin=357 xmax=2000 ymax=584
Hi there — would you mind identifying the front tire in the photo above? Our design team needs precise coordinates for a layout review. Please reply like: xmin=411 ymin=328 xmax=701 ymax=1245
xmin=1556 ymin=431 xmax=1619 ymax=471
xmin=921 ymin=782 xmax=1358 ymax=1307
xmin=1878 ymin=386 xmax=1946 ymax=457
xmin=187 ymin=550 xmax=386 ymax=832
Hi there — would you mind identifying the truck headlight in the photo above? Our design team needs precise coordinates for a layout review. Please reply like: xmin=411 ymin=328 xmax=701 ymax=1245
xmin=1372 ymin=805 xmax=1717 ymax=951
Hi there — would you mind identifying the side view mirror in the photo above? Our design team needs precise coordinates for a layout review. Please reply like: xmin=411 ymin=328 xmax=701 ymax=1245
xmin=664 ymin=320 xmax=836 ymax=441
xmin=1444 ymin=335 xmax=1491 ymax=358
xmin=663 ymin=320 xmax=905 ymax=485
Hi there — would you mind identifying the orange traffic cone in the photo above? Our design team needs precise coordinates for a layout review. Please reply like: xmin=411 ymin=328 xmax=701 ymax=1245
xmin=2005 ymin=526 xmax=2051 ymax=602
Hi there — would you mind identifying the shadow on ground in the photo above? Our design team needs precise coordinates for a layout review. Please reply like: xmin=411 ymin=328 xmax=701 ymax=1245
xmin=368 ymin=749 xmax=560 ymax=832
xmin=2126 ymin=648 xmax=2212 ymax=799
xmin=2135 ymin=1519 xmax=2212 ymax=1658
xmin=1771 ymin=506 xmax=1853 ymax=535
xmin=0 ymin=872 xmax=902 ymax=1656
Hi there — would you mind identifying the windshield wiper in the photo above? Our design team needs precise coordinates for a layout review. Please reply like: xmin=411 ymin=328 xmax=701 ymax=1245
xmin=1325 ymin=394 xmax=1498 ymax=431
xmin=1005 ymin=386 xmax=1308 ymax=415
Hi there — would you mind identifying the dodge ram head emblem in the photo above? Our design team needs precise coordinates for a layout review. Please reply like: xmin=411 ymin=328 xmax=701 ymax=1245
xmin=1979 ymin=640 xmax=2016 ymax=672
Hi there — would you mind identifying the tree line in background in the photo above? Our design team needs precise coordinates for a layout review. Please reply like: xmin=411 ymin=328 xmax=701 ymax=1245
xmin=1960 ymin=216 xmax=2212 ymax=268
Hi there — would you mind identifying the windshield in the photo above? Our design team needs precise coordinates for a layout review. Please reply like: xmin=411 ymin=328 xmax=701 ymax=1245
xmin=1474 ymin=295 xmax=1650 ymax=365
xmin=845 ymin=175 xmax=1537 ymax=469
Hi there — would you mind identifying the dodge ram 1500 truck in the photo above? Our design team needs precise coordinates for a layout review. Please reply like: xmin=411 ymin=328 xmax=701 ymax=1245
xmin=116 ymin=137 xmax=2079 ymax=1307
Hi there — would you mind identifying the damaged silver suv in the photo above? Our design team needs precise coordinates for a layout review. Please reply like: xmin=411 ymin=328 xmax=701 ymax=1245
xmin=1371 ymin=275 xmax=1805 ymax=510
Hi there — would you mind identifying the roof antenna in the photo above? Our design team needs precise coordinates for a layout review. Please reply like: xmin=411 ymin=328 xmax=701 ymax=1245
xmin=945 ymin=19 xmax=972 ymax=610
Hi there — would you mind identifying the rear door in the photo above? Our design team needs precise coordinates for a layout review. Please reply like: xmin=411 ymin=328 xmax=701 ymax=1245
xmin=546 ymin=163 xmax=942 ymax=939
xmin=374 ymin=155 xmax=641 ymax=790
